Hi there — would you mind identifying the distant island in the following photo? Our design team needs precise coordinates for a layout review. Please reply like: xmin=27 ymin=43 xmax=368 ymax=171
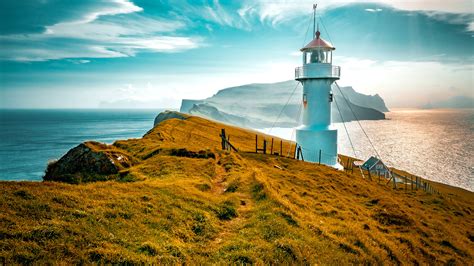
xmin=178 ymin=80 xmax=388 ymax=129
xmin=422 ymin=95 xmax=474 ymax=109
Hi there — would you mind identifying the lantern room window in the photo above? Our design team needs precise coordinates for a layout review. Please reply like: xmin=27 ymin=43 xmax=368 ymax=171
xmin=304 ymin=50 xmax=332 ymax=64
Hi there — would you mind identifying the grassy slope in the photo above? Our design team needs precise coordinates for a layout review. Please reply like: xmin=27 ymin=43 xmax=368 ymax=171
xmin=1 ymin=115 xmax=473 ymax=264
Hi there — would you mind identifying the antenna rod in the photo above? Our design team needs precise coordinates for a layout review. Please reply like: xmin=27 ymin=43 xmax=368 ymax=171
xmin=313 ymin=4 xmax=317 ymax=38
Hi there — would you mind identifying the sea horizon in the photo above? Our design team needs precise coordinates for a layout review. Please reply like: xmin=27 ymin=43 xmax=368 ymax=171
xmin=1 ymin=108 xmax=472 ymax=192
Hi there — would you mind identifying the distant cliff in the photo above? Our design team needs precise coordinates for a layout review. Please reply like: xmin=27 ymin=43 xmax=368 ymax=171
xmin=178 ymin=80 xmax=388 ymax=129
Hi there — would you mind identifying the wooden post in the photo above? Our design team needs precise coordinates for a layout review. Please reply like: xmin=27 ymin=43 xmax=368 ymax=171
xmin=416 ymin=176 xmax=419 ymax=190
xmin=392 ymin=171 xmax=397 ymax=189
xmin=255 ymin=135 xmax=258 ymax=153
xmin=410 ymin=176 xmax=413 ymax=191
xmin=221 ymin=129 xmax=227 ymax=150
xmin=263 ymin=140 xmax=267 ymax=154
xmin=270 ymin=138 xmax=274 ymax=155
xmin=318 ymin=149 xmax=321 ymax=165
xmin=296 ymin=147 xmax=300 ymax=160
xmin=293 ymin=143 xmax=298 ymax=159
xmin=279 ymin=140 xmax=283 ymax=157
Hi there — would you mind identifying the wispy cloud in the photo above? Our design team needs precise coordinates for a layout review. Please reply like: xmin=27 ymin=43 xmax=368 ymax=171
xmin=238 ymin=0 xmax=473 ymax=26
xmin=70 ymin=0 xmax=143 ymax=24
xmin=0 ymin=0 xmax=200 ymax=61
xmin=365 ymin=8 xmax=383 ymax=12
xmin=168 ymin=0 xmax=251 ymax=30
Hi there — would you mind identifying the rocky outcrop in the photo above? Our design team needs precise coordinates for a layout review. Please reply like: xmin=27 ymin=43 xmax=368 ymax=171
xmin=44 ymin=142 xmax=133 ymax=183
xmin=153 ymin=110 xmax=188 ymax=127
xmin=188 ymin=104 xmax=271 ymax=128
xmin=337 ymin=86 xmax=389 ymax=113
xmin=180 ymin=100 xmax=205 ymax=113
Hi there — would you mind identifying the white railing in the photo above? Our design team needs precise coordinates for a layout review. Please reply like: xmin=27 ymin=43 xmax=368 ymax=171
xmin=295 ymin=64 xmax=340 ymax=80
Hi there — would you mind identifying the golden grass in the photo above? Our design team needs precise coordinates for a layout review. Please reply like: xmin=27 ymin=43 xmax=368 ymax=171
xmin=0 ymin=114 xmax=473 ymax=264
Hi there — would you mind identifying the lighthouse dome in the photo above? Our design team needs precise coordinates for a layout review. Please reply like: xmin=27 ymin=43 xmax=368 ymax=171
xmin=301 ymin=31 xmax=335 ymax=51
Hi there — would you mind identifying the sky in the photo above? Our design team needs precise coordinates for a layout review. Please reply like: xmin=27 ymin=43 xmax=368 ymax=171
xmin=0 ymin=0 xmax=473 ymax=109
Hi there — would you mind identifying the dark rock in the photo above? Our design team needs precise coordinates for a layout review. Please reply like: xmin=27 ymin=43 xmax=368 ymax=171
xmin=153 ymin=110 xmax=187 ymax=127
xmin=43 ymin=142 xmax=132 ymax=183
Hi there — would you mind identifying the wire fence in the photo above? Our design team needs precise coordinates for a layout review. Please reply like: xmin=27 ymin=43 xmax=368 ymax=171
xmin=341 ymin=156 xmax=441 ymax=195
xmin=219 ymin=128 xmax=441 ymax=196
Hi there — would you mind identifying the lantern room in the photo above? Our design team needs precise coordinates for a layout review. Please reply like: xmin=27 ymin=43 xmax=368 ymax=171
xmin=301 ymin=31 xmax=335 ymax=65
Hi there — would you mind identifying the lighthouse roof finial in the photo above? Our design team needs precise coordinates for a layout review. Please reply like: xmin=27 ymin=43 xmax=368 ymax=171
xmin=316 ymin=22 xmax=320 ymax=39
xmin=302 ymin=3 xmax=334 ymax=51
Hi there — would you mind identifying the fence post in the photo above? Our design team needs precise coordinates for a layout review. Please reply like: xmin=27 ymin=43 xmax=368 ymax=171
xmin=270 ymin=138 xmax=274 ymax=155
xmin=221 ymin=129 xmax=227 ymax=150
xmin=280 ymin=140 xmax=283 ymax=157
xmin=294 ymin=143 xmax=298 ymax=159
xmin=392 ymin=171 xmax=397 ymax=189
xmin=263 ymin=140 xmax=267 ymax=154
xmin=318 ymin=150 xmax=321 ymax=165
xmin=255 ymin=135 xmax=258 ymax=153
xmin=410 ymin=176 xmax=413 ymax=191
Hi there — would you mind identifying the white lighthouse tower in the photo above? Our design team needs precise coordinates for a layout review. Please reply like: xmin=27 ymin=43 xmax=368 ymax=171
xmin=295 ymin=8 xmax=341 ymax=168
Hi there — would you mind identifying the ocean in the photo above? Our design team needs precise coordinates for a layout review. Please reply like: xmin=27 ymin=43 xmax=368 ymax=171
xmin=0 ymin=109 xmax=165 ymax=182
xmin=0 ymin=108 xmax=472 ymax=191
xmin=260 ymin=109 xmax=474 ymax=192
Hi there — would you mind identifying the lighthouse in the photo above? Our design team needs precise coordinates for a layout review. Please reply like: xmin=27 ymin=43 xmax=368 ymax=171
xmin=295 ymin=9 xmax=341 ymax=168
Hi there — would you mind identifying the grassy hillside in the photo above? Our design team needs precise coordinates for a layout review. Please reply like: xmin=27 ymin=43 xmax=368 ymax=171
xmin=1 ymin=114 xmax=473 ymax=264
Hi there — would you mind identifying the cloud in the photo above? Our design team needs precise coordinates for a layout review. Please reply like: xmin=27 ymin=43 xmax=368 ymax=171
xmin=239 ymin=0 xmax=473 ymax=26
xmin=365 ymin=8 xmax=383 ymax=12
xmin=0 ymin=0 xmax=201 ymax=61
xmin=336 ymin=56 xmax=474 ymax=107
xmin=0 ymin=0 xmax=142 ymax=34
xmin=167 ymin=0 xmax=251 ymax=30
xmin=0 ymin=34 xmax=200 ymax=61
xmin=68 ymin=59 xmax=91 ymax=64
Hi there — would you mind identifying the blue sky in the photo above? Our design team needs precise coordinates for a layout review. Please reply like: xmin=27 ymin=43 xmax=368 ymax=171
xmin=0 ymin=0 xmax=473 ymax=108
